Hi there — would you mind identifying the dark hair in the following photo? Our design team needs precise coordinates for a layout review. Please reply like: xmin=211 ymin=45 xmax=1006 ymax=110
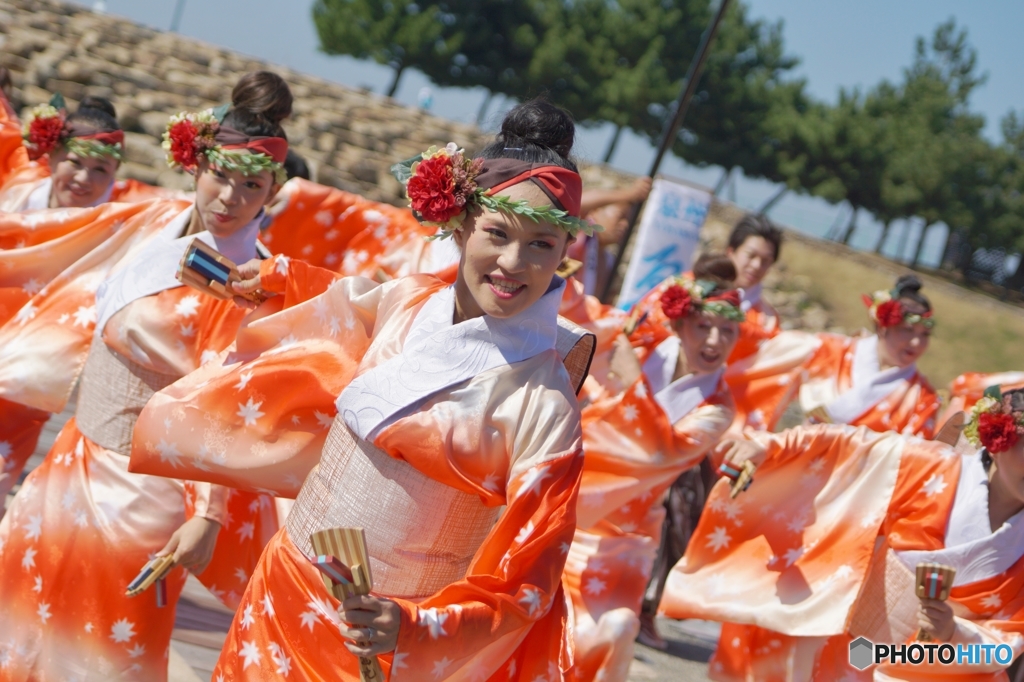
xmin=66 ymin=95 xmax=120 ymax=132
xmin=728 ymin=213 xmax=783 ymax=261
xmin=0 ymin=67 xmax=11 ymax=93
xmin=283 ymin=149 xmax=310 ymax=181
xmin=893 ymin=274 xmax=931 ymax=314
xmin=692 ymin=252 xmax=737 ymax=295
xmin=222 ymin=71 xmax=292 ymax=140
xmin=478 ymin=99 xmax=578 ymax=172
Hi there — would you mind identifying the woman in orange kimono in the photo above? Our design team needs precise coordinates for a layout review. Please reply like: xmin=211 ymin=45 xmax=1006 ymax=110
xmin=0 ymin=92 xmax=171 ymax=213
xmin=565 ymin=255 xmax=742 ymax=682
xmin=661 ymin=387 xmax=1024 ymax=681
xmin=726 ymin=274 xmax=940 ymax=436
xmin=947 ymin=372 xmax=1024 ymax=415
xmin=725 ymin=213 xmax=783 ymax=362
xmin=0 ymin=81 xmax=294 ymax=681
xmin=129 ymin=100 xmax=598 ymax=681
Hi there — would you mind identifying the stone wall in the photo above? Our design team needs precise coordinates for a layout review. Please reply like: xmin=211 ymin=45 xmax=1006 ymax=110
xmin=0 ymin=0 xmax=831 ymax=330
xmin=0 ymin=0 xmax=636 ymax=201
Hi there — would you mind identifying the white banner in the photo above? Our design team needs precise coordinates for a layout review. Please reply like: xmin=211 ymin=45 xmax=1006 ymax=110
xmin=616 ymin=177 xmax=711 ymax=310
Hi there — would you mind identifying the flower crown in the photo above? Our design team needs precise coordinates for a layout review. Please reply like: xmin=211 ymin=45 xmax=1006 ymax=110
xmin=862 ymin=289 xmax=935 ymax=329
xmin=22 ymin=94 xmax=124 ymax=162
xmin=390 ymin=143 xmax=596 ymax=240
xmin=659 ymin=277 xmax=745 ymax=322
xmin=162 ymin=110 xmax=286 ymax=184
xmin=964 ymin=385 xmax=1024 ymax=454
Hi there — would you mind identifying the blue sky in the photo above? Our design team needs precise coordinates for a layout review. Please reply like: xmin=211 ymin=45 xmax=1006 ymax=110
xmin=76 ymin=0 xmax=1024 ymax=266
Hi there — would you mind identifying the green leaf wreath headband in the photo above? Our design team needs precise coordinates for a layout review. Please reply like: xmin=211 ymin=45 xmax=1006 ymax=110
xmin=390 ymin=143 xmax=597 ymax=239
xmin=23 ymin=93 xmax=125 ymax=162
xmin=660 ymin=276 xmax=746 ymax=322
xmin=862 ymin=289 xmax=936 ymax=329
xmin=162 ymin=109 xmax=288 ymax=184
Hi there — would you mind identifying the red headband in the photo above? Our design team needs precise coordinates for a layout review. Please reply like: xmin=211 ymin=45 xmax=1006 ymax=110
xmin=215 ymin=126 xmax=288 ymax=163
xmin=73 ymin=130 xmax=125 ymax=146
xmin=476 ymin=159 xmax=583 ymax=217
xmin=706 ymin=290 xmax=741 ymax=307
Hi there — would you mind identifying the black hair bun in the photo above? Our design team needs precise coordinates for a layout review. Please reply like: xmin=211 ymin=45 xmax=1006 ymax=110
xmin=693 ymin=252 xmax=737 ymax=286
xmin=231 ymin=71 xmax=293 ymax=126
xmin=894 ymin=274 xmax=923 ymax=296
xmin=499 ymin=99 xmax=575 ymax=160
xmin=78 ymin=95 xmax=117 ymax=120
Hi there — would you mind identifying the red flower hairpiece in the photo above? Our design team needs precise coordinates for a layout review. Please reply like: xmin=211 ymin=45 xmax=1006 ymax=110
xmin=978 ymin=412 xmax=1019 ymax=454
xmin=660 ymin=284 xmax=693 ymax=319
xmin=23 ymin=105 xmax=67 ymax=160
xmin=874 ymin=299 xmax=905 ymax=328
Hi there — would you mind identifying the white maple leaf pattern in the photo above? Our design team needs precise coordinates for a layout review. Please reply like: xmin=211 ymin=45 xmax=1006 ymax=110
xmin=922 ymin=473 xmax=948 ymax=497
xmin=275 ymin=255 xmax=290 ymax=275
xmin=420 ymin=607 xmax=449 ymax=639
xmin=515 ymin=466 xmax=551 ymax=499
xmin=519 ymin=587 xmax=542 ymax=616
xmin=23 ymin=515 xmax=42 ymax=541
xmin=239 ymin=640 xmax=262 ymax=669
xmin=15 ymin=302 xmax=36 ymax=324
xmin=240 ymin=605 xmax=255 ymax=630
xmin=621 ymin=404 xmax=639 ymax=423
xmin=584 ymin=577 xmax=607 ymax=595
xmin=37 ymin=602 xmax=51 ymax=623
xmin=706 ymin=527 xmax=731 ymax=552
xmin=175 ymin=295 xmax=201 ymax=318
xmin=234 ymin=371 xmax=254 ymax=391
xmin=21 ymin=547 xmax=37 ymax=569
xmin=127 ymin=643 xmax=146 ymax=659
xmin=110 ymin=618 xmax=136 ymax=643
xmin=237 ymin=398 xmax=265 ymax=427
xmin=156 ymin=440 xmax=182 ymax=467
xmin=71 ymin=306 xmax=96 ymax=328
xmin=432 ymin=656 xmax=453 ymax=679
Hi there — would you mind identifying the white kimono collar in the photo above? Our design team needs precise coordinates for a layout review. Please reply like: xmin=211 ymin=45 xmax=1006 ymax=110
xmin=740 ymin=284 xmax=762 ymax=313
xmin=897 ymin=452 xmax=1024 ymax=587
xmin=337 ymin=277 xmax=566 ymax=441
xmin=23 ymin=177 xmax=115 ymax=211
xmin=94 ymin=205 xmax=264 ymax=334
xmin=641 ymin=335 xmax=723 ymax=425
xmin=825 ymin=335 xmax=916 ymax=424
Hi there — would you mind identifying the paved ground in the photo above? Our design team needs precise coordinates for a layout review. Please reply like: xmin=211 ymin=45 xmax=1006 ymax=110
xmin=9 ymin=404 xmax=714 ymax=681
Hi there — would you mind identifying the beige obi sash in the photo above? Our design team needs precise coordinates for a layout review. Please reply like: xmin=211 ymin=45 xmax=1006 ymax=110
xmin=76 ymin=338 xmax=178 ymax=455
xmin=287 ymin=418 xmax=501 ymax=600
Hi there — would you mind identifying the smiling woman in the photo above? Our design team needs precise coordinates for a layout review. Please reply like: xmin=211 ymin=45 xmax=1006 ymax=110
xmin=0 ymin=71 xmax=293 ymax=681
xmin=128 ymin=100 xmax=597 ymax=681
xmin=724 ymin=272 xmax=940 ymax=436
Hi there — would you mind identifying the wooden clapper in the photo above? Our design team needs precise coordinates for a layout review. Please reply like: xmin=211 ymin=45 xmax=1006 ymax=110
xmin=915 ymin=562 xmax=957 ymax=641
xmin=310 ymin=527 xmax=385 ymax=682
xmin=718 ymin=460 xmax=756 ymax=499
xmin=176 ymin=238 xmax=263 ymax=302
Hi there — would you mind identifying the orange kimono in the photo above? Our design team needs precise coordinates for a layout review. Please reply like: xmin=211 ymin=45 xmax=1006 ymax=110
xmin=662 ymin=424 xmax=1024 ymax=681
xmin=0 ymin=203 xmax=276 ymax=681
xmin=129 ymin=263 xmax=593 ymax=681
xmin=0 ymin=98 xmax=180 ymax=509
xmin=733 ymin=283 xmax=780 ymax=362
xmin=0 ymin=94 xmax=178 ymax=214
xmin=259 ymin=176 xmax=440 ymax=279
xmin=726 ymin=331 xmax=940 ymax=436
xmin=946 ymin=372 xmax=1024 ymax=416
xmin=566 ymin=332 xmax=734 ymax=682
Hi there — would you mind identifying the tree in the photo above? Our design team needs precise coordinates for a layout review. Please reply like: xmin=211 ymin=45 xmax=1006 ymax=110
xmin=879 ymin=20 xmax=986 ymax=266
xmin=312 ymin=0 xmax=467 ymax=97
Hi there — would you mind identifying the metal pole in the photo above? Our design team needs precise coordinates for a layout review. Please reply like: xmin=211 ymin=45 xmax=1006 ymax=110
xmin=600 ymin=0 xmax=732 ymax=303
xmin=170 ymin=0 xmax=187 ymax=32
